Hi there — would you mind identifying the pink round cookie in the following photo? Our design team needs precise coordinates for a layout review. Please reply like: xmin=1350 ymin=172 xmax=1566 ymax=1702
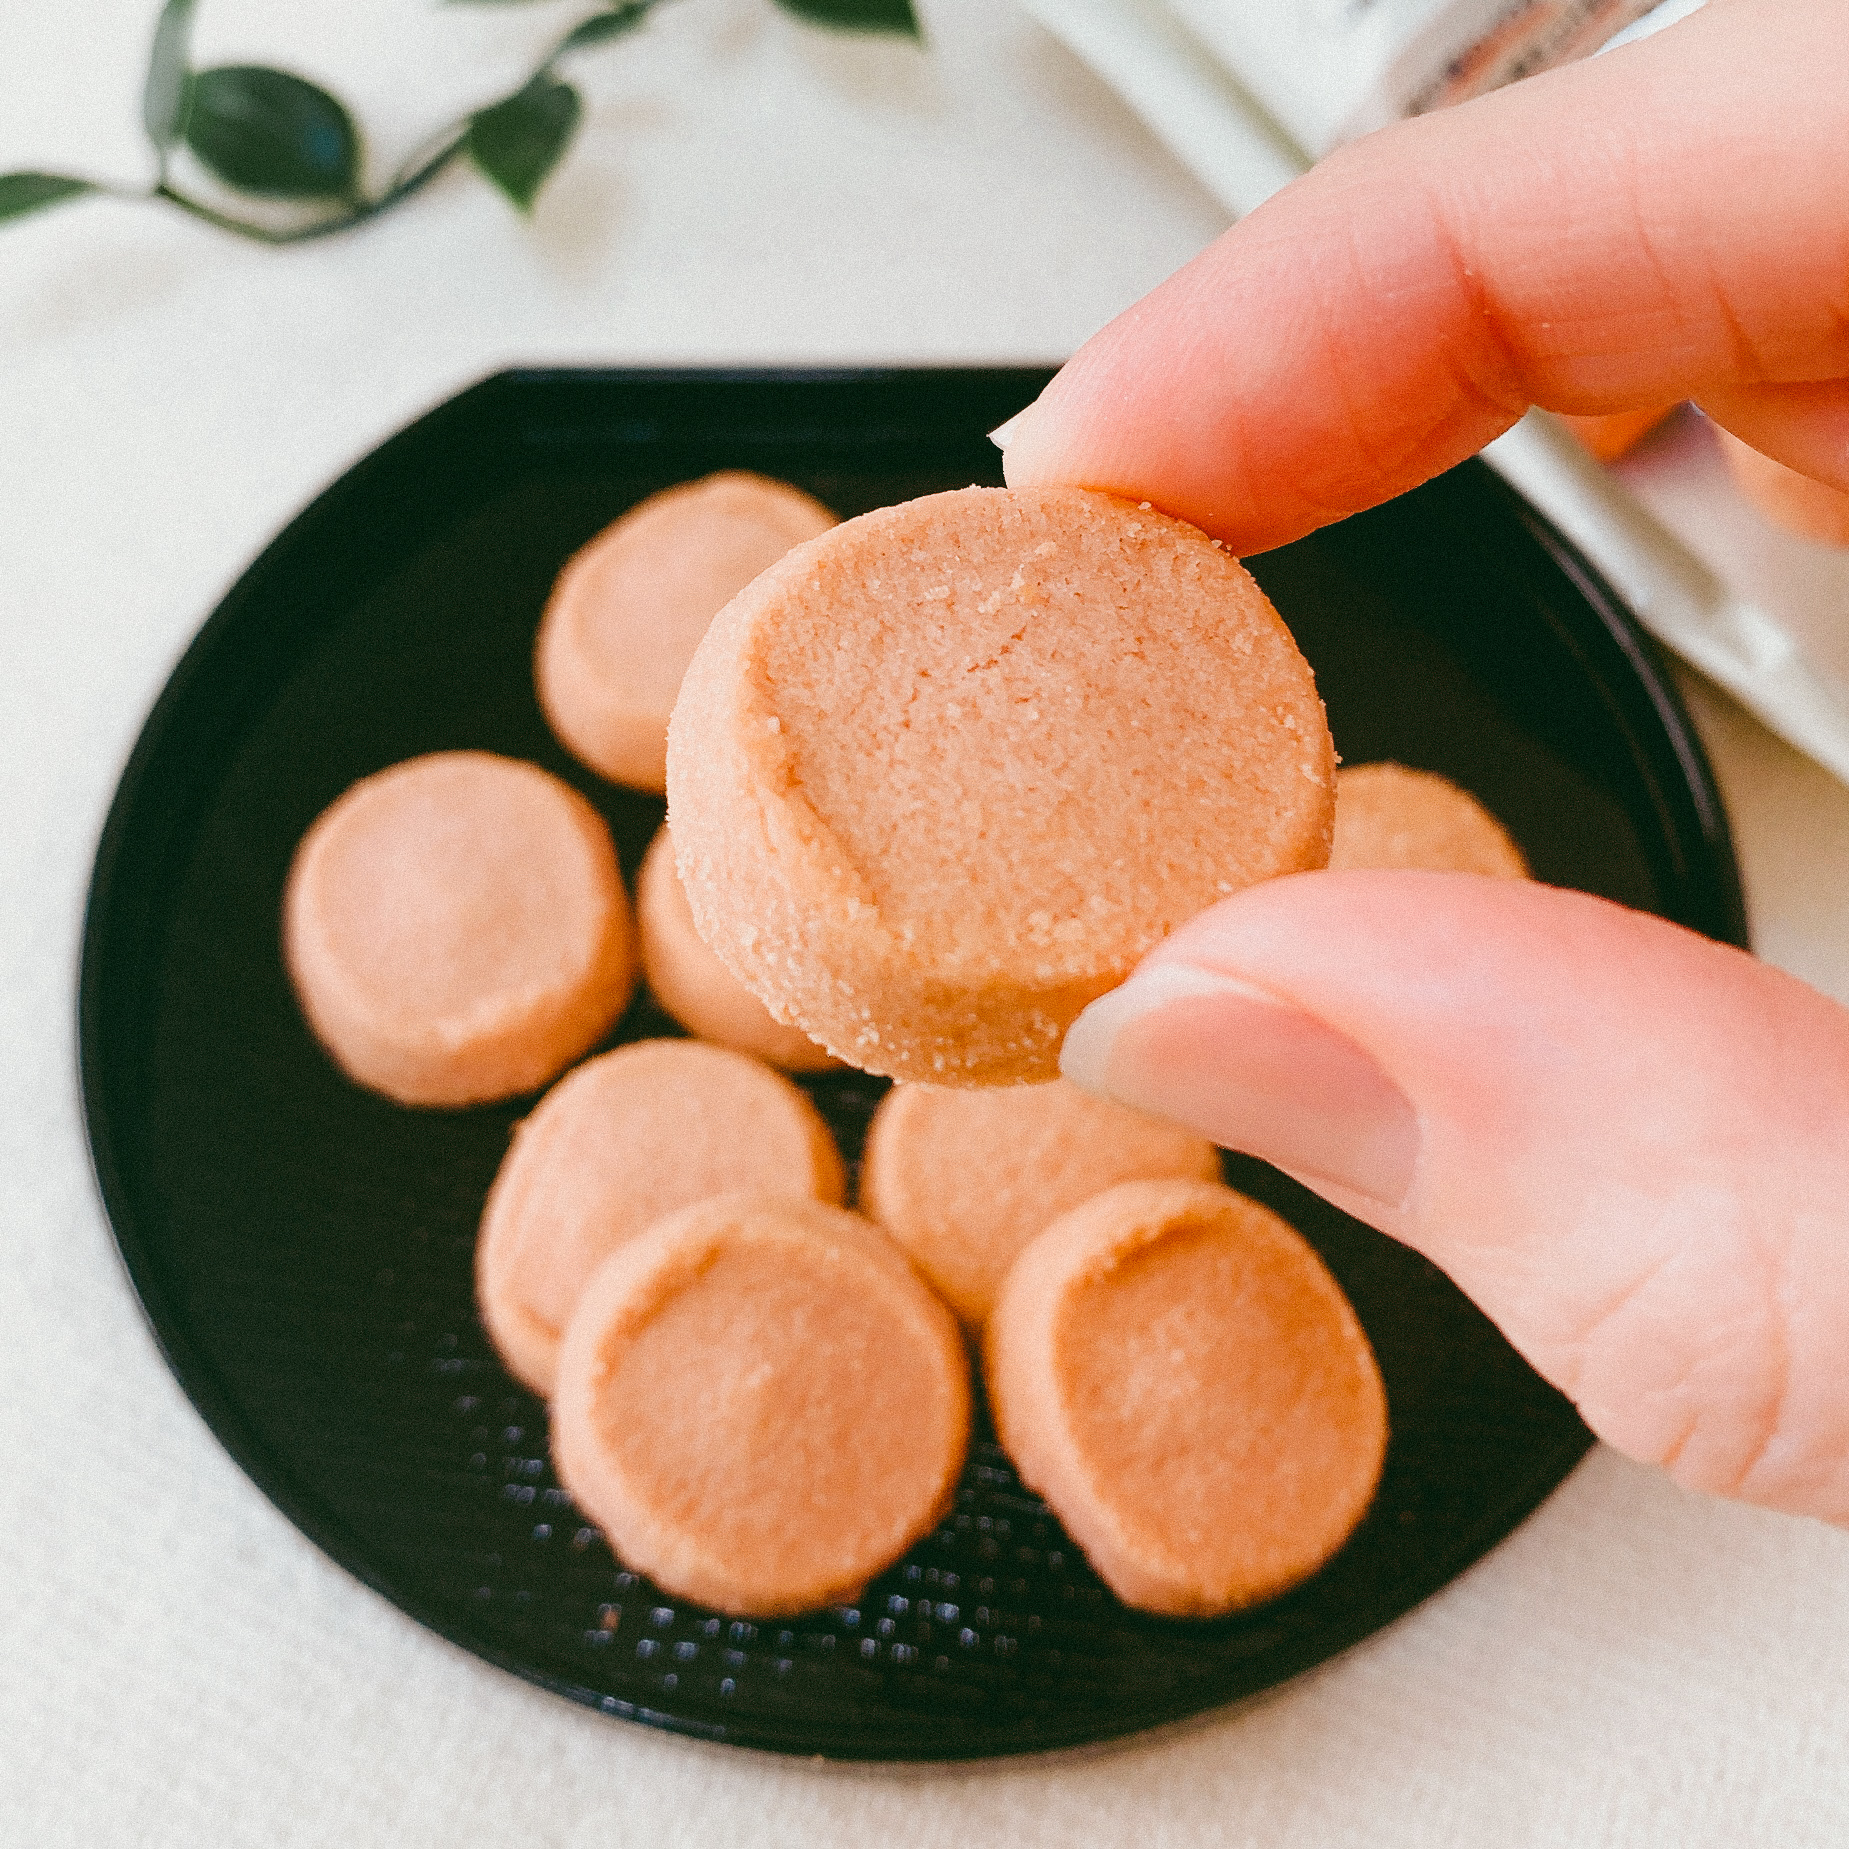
xmin=476 ymin=1039 xmax=844 ymax=1395
xmin=1330 ymin=763 xmax=1529 ymax=879
xmin=637 ymin=824 xmax=835 ymax=1071
xmin=536 ymin=472 xmax=837 ymax=792
xmin=667 ymin=485 xmax=1334 ymax=1085
xmin=283 ymin=751 xmax=635 ymax=1107
xmin=551 ymin=1192 xmax=970 ymax=1617
xmin=858 ymin=1078 xmax=1221 ymax=1327
xmin=986 ymin=1178 xmax=1387 ymax=1616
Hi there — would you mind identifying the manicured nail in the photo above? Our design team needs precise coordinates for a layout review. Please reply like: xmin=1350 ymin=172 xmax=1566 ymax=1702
xmin=1061 ymin=962 xmax=1419 ymax=1210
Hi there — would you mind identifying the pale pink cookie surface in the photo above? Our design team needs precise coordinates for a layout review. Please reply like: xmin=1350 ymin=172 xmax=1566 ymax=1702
xmin=537 ymin=472 xmax=837 ymax=792
xmin=283 ymin=750 xmax=635 ymax=1107
xmin=476 ymin=1039 xmax=844 ymax=1395
xmin=1330 ymin=762 xmax=1529 ymax=880
xmin=550 ymin=1192 xmax=970 ymax=1618
xmin=985 ymin=1178 xmax=1387 ymax=1617
xmin=859 ymin=1078 xmax=1220 ymax=1328
xmin=637 ymin=824 xmax=835 ymax=1072
xmin=667 ymin=485 xmax=1334 ymax=1085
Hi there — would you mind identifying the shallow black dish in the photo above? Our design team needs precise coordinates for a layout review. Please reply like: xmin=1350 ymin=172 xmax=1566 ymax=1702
xmin=81 ymin=368 xmax=1746 ymax=1760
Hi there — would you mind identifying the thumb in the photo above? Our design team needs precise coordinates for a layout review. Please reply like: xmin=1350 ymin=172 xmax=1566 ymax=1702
xmin=1060 ymin=872 xmax=1849 ymax=1526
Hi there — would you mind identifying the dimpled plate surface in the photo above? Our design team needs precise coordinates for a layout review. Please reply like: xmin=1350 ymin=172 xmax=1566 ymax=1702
xmin=80 ymin=369 xmax=1746 ymax=1760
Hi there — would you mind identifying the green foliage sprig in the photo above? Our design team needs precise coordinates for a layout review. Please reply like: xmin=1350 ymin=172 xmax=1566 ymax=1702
xmin=1 ymin=0 xmax=918 ymax=242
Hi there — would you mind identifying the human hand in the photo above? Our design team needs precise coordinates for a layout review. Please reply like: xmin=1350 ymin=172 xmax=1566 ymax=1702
xmin=1008 ymin=0 xmax=1849 ymax=1525
xmin=1002 ymin=0 xmax=1849 ymax=554
xmin=1058 ymin=876 xmax=1849 ymax=1526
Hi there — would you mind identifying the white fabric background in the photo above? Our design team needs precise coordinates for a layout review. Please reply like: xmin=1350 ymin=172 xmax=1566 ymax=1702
xmin=4 ymin=3 xmax=1849 ymax=1841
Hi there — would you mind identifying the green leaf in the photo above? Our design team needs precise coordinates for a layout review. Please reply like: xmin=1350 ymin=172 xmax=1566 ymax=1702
xmin=184 ymin=66 xmax=362 ymax=200
xmin=0 ymin=172 xmax=96 ymax=226
xmin=774 ymin=0 xmax=919 ymax=36
xmin=558 ymin=4 xmax=656 ymax=54
xmin=466 ymin=74 xmax=582 ymax=213
xmin=142 ymin=0 xmax=198 ymax=147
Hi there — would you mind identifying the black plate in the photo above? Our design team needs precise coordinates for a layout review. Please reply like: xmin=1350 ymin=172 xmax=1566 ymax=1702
xmin=80 ymin=368 xmax=1746 ymax=1761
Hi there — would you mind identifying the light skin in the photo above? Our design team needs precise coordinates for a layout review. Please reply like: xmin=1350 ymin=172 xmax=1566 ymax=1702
xmin=1008 ymin=0 xmax=1849 ymax=1526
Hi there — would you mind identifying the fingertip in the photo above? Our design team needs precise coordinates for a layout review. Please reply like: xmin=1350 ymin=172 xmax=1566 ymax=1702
xmin=988 ymin=409 xmax=1029 ymax=455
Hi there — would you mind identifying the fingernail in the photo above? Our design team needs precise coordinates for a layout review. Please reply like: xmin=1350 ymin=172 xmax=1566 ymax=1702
xmin=988 ymin=409 xmax=1028 ymax=451
xmin=1061 ymin=962 xmax=1419 ymax=1210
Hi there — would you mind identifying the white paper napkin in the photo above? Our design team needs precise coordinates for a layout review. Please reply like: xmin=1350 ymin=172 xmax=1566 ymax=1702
xmin=1016 ymin=0 xmax=1849 ymax=789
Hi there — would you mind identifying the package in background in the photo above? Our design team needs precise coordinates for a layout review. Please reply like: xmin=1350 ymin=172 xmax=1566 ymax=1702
xmin=1169 ymin=0 xmax=1702 ymax=157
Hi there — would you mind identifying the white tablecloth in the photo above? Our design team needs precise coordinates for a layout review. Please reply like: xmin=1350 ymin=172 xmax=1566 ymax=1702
xmin=5 ymin=3 xmax=1849 ymax=1841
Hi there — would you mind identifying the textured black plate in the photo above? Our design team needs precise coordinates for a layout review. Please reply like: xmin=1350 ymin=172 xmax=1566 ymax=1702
xmin=81 ymin=368 xmax=1746 ymax=1760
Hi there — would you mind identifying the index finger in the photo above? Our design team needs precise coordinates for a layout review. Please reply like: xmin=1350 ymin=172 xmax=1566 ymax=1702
xmin=1003 ymin=0 xmax=1849 ymax=553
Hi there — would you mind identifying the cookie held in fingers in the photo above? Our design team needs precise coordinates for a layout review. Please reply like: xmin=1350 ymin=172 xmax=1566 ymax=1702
xmin=637 ymin=823 xmax=835 ymax=1071
xmin=550 ymin=1193 xmax=971 ymax=1618
xmin=985 ymin=1178 xmax=1387 ymax=1616
xmin=476 ymin=1039 xmax=844 ymax=1396
xmin=667 ymin=485 xmax=1335 ymax=1085
xmin=858 ymin=1078 xmax=1220 ymax=1327
xmin=283 ymin=751 xmax=635 ymax=1107
xmin=537 ymin=471 xmax=837 ymax=792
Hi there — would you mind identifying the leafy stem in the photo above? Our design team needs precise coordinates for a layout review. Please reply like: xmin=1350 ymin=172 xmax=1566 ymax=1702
xmin=150 ymin=138 xmax=461 ymax=246
xmin=3 ymin=0 xmax=918 ymax=241
xmin=149 ymin=118 xmax=472 ymax=247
